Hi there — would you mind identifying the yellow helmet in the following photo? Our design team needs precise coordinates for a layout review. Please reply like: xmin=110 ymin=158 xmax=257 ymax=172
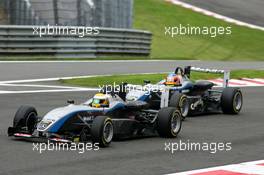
xmin=92 ymin=93 xmax=110 ymax=108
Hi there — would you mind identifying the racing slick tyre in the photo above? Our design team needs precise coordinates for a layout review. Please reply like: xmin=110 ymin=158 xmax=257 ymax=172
xmin=157 ymin=107 xmax=182 ymax=138
xmin=221 ymin=87 xmax=243 ymax=114
xmin=12 ymin=106 xmax=38 ymax=134
xmin=169 ymin=92 xmax=189 ymax=120
xmin=91 ymin=116 xmax=114 ymax=147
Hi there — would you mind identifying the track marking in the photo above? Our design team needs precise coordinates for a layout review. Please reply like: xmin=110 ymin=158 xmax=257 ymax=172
xmin=209 ymin=78 xmax=264 ymax=87
xmin=0 ymin=60 xmax=199 ymax=63
xmin=0 ymin=88 xmax=99 ymax=94
xmin=240 ymin=78 xmax=264 ymax=85
xmin=0 ymin=72 xmax=166 ymax=94
xmin=166 ymin=0 xmax=264 ymax=31
xmin=0 ymin=83 xmax=99 ymax=94
xmin=0 ymin=76 xmax=100 ymax=84
xmin=0 ymin=72 xmax=169 ymax=84
xmin=209 ymin=79 xmax=246 ymax=86
xmin=254 ymin=78 xmax=264 ymax=83
xmin=0 ymin=74 xmax=263 ymax=94
xmin=167 ymin=160 xmax=264 ymax=175
xmin=0 ymin=83 xmax=84 ymax=89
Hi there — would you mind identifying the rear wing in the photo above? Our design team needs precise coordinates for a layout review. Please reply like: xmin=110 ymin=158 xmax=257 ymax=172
xmin=184 ymin=66 xmax=230 ymax=88
xmin=160 ymin=66 xmax=230 ymax=108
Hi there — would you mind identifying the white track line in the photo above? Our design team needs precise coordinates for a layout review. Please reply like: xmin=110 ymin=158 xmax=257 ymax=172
xmin=0 ymin=76 xmax=99 ymax=84
xmin=242 ymin=160 xmax=264 ymax=165
xmin=0 ymin=60 xmax=199 ymax=63
xmin=254 ymin=78 xmax=264 ymax=83
xmin=241 ymin=78 xmax=264 ymax=85
xmin=0 ymin=73 xmax=263 ymax=94
xmin=0 ymin=88 xmax=99 ymax=94
xmin=0 ymin=72 xmax=169 ymax=84
xmin=167 ymin=160 xmax=264 ymax=175
xmin=0 ymin=72 xmax=167 ymax=94
xmin=0 ymin=83 xmax=85 ymax=89
xmin=223 ymin=164 xmax=264 ymax=174
xmin=209 ymin=78 xmax=264 ymax=87
xmin=166 ymin=0 xmax=264 ymax=31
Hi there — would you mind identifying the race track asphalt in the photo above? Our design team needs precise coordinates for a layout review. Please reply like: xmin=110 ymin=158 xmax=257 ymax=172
xmin=0 ymin=60 xmax=264 ymax=81
xmin=179 ymin=0 xmax=264 ymax=27
xmin=0 ymin=87 xmax=263 ymax=175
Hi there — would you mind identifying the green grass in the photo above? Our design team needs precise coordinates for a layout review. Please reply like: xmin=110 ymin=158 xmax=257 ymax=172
xmin=62 ymin=74 xmax=168 ymax=87
xmin=134 ymin=0 xmax=264 ymax=60
xmin=2 ymin=0 xmax=263 ymax=61
xmin=61 ymin=70 xmax=264 ymax=87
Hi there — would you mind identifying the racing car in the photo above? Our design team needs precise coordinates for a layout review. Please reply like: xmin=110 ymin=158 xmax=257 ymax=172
xmin=125 ymin=66 xmax=243 ymax=120
xmin=8 ymin=89 xmax=182 ymax=147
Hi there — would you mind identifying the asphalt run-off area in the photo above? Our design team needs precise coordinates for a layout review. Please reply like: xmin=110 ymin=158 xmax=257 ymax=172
xmin=0 ymin=60 xmax=263 ymax=175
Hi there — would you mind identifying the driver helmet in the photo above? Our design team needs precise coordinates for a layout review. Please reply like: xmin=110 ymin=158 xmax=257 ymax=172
xmin=92 ymin=93 xmax=110 ymax=108
xmin=164 ymin=73 xmax=182 ymax=86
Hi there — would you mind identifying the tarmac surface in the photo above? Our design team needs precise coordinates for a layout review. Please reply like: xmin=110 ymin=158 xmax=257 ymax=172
xmin=0 ymin=60 xmax=264 ymax=81
xmin=180 ymin=0 xmax=264 ymax=27
xmin=0 ymin=87 xmax=263 ymax=175
xmin=1 ymin=0 xmax=264 ymax=173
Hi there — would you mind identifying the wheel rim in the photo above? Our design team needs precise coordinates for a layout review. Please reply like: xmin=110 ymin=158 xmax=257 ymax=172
xmin=103 ymin=121 xmax=113 ymax=143
xmin=25 ymin=112 xmax=37 ymax=132
xmin=180 ymin=97 xmax=189 ymax=117
xmin=171 ymin=111 xmax=181 ymax=135
xmin=233 ymin=92 xmax=242 ymax=111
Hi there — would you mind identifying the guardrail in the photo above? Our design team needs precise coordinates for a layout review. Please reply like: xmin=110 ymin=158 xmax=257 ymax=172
xmin=0 ymin=25 xmax=152 ymax=58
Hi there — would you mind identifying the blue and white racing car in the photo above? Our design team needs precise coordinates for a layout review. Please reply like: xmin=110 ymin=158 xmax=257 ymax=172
xmin=8 ymin=88 xmax=182 ymax=147
xmin=125 ymin=66 xmax=243 ymax=120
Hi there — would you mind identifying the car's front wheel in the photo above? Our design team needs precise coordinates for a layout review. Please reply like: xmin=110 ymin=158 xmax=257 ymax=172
xmin=91 ymin=116 xmax=114 ymax=147
xmin=156 ymin=107 xmax=182 ymax=138
xmin=12 ymin=106 xmax=38 ymax=134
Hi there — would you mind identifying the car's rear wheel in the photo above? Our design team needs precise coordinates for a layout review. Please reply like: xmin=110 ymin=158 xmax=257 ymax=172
xmin=169 ymin=92 xmax=189 ymax=120
xmin=157 ymin=107 xmax=182 ymax=138
xmin=13 ymin=106 xmax=38 ymax=134
xmin=221 ymin=87 xmax=243 ymax=114
xmin=91 ymin=116 xmax=113 ymax=147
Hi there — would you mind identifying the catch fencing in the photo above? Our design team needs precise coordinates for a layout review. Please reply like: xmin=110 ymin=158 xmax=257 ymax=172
xmin=3 ymin=0 xmax=133 ymax=28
